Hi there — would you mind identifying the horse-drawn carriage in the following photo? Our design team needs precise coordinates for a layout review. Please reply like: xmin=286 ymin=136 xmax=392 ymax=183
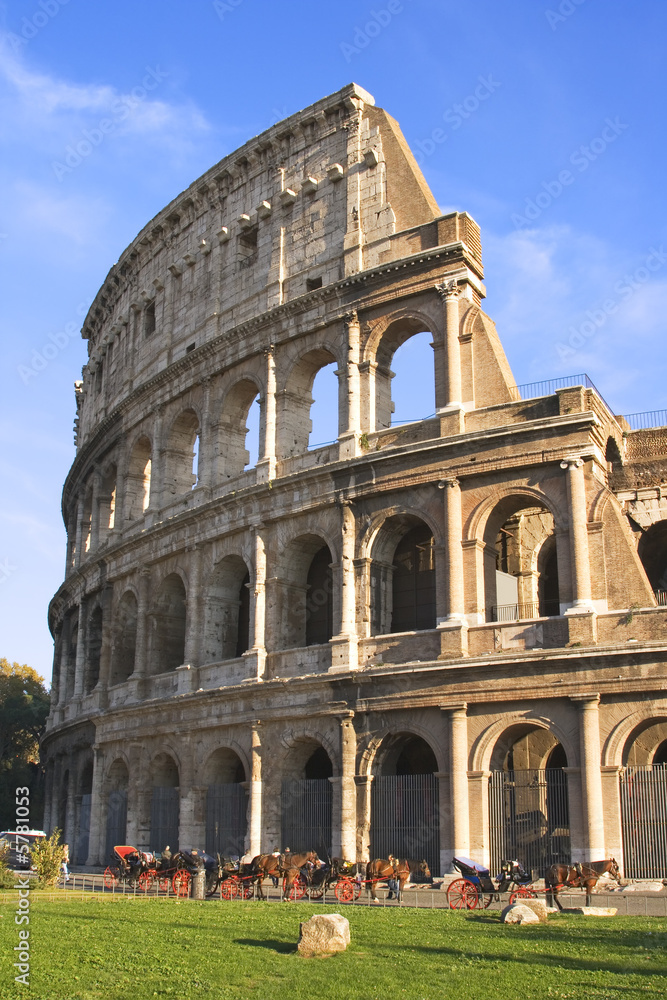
xmin=446 ymin=857 xmax=536 ymax=909
xmin=217 ymin=852 xmax=363 ymax=902
xmin=103 ymin=845 xmax=223 ymax=896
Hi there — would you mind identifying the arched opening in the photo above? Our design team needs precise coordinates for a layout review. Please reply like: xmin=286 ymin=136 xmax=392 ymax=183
xmin=277 ymin=535 xmax=334 ymax=650
xmin=150 ymin=753 xmax=179 ymax=853
xmin=306 ymin=546 xmax=333 ymax=646
xmin=308 ymin=362 xmax=338 ymax=449
xmin=110 ymin=591 xmax=138 ymax=684
xmin=373 ymin=320 xmax=436 ymax=431
xmin=81 ymin=484 xmax=93 ymax=556
xmin=105 ymin=759 xmax=128 ymax=858
xmin=202 ymin=556 xmax=251 ymax=663
xmin=605 ymin=435 xmax=623 ymax=472
xmin=126 ymin=436 xmax=151 ymax=520
xmin=390 ymin=331 xmax=436 ymax=425
xmin=98 ymin=463 xmax=117 ymax=543
xmin=205 ymin=748 xmax=247 ymax=857
xmin=277 ymin=348 xmax=337 ymax=459
xmin=165 ymin=409 xmax=200 ymax=497
xmin=488 ymin=724 xmax=569 ymax=875
xmin=149 ymin=574 xmax=187 ymax=675
xmin=84 ymin=604 xmax=103 ymax=693
xmin=281 ymin=739 xmax=333 ymax=859
xmin=638 ymin=521 xmax=667 ymax=598
xmin=370 ymin=733 xmax=439 ymax=876
xmin=218 ymin=379 xmax=262 ymax=481
xmin=620 ymin=719 xmax=667 ymax=878
xmin=370 ymin=515 xmax=435 ymax=635
xmin=484 ymin=496 xmax=560 ymax=622
xmin=76 ymin=761 xmax=93 ymax=863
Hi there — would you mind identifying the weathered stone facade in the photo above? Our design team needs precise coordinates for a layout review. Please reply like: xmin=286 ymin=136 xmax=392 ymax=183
xmin=44 ymin=84 xmax=667 ymax=878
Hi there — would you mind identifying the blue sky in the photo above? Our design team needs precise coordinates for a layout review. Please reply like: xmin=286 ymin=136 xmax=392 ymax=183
xmin=1 ymin=0 xmax=665 ymax=684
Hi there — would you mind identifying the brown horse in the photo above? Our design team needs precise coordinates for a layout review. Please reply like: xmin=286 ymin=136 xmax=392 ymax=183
xmin=545 ymin=858 xmax=622 ymax=909
xmin=250 ymin=851 xmax=319 ymax=899
xmin=366 ymin=857 xmax=431 ymax=901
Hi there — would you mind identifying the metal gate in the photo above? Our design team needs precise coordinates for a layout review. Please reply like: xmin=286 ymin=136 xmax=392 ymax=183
xmin=281 ymin=779 xmax=332 ymax=859
xmin=150 ymin=787 xmax=179 ymax=852
xmin=105 ymin=789 xmax=127 ymax=859
xmin=76 ymin=793 xmax=91 ymax=864
xmin=370 ymin=774 xmax=439 ymax=877
xmin=489 ymin=768 xmax=570 ymax=876
xmin=620 ymin=765 xmax=667 ymax=878
xmin=206 ymin=783 xmax=247 ymax=856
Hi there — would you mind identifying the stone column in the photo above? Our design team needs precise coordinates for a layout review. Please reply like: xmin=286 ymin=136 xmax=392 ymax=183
xmin=148 ymin=406 xmax=164 ymax=512
xmin=248 ymin=722 xmax=263 ymax=857
xmin=572 ymin=694 xmax=605 ymax=860
xmin=196 ymin=377 xmax=212 ymax=490
xmin=73 ymin=599 xmax=87 ymax=699
xmin=57 ymin=617 xmax=71 ymax=708
xmin=438 ymin=479 xmax=468 ymax=659
xmin=435 ymin=279 xmax=463 ymax=410
xmin=97 ymin=584 xmax=114 ymax=698
xmin=65 ymin=508 xmax=77 ymax=575
xmin=89 ymin=468 xmax=101 ymax=551
xmin=248 ymin=527 xmax=267 ymax=679
xmin=132 ymin=570 xmax=151 ymax=678
xmin=443 ymin=704 xmax=470 ymax=863
xmin=64 ymin=754 xmax=76 ymax=848
xmin=257 ymin=347 xmax=277 ymax=481
xmin=85 ymin=746 xmax=105 ymax=867
xmin=183 ymin=547 xmax=201 ymax=668
xmin=339 ymin=714 xmax=357 ymax=861
xmin=330 ymin=502 xmax=359 ymax=672
xmin=560 ymin=457 xmax=594 ymax=611
xmin=601 ymin=764 xmax=624 ymax=874
xmin=111 ymin=467 xmax=124 ymax=537
xmin=338 ymin=311 xmax=362 ymax=459
xmin=74 ymin=496 xmax=85 ymax=570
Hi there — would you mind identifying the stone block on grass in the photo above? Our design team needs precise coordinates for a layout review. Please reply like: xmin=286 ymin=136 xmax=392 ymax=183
xmin=298 ymin=913 xmax=350 ymax=956
xmin=501 ymin=903 xmax=541 ymax=924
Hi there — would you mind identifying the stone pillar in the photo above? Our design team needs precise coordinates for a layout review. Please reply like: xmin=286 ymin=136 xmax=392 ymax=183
xmin=196 ymin=378 xmax=212 ymax=490
xmin=248 ymin=722 xmax=263 ymax=857
xmin=435 ymin=279 xmax=463 ymax=411
xmin=89 ymin=468 xmax=102 ymax=551
xmin=73 ymin=599 xmax=87 ymax=699
xmin=560 ymin=457 xmax=594 ymax=611
xmin=248 ymin=527 xmax=267 ymax=679
xmin=330 ymin=502 xmax=359 ymax=672
xmin=65 ymin=508 xmax=77 ymax=575
xmin=148 ymin=406 xmax=164 ymax=512
xmin=86 ymin=746 xmax=104 ymax=866
xmin=572 ymin=694 xmax=605 ymax=860
xmin=257 ymin=347 xmax=277 ymax=481
xmin=601 ymin=765 xmax=624 ymax=874
xmin=97 ymin=585 xmax=114 ymax=698
xmin=438 ymin=479 xmax=468 ymax=659
xmin=133 ymin=570 xmax=151 ymax=678
xmin=64 ymin=754 xmax=76 ymax=848
xmin=338 ymin=714 xmax=357 ymax=861
xmin=183 ymin=547 xmax=201 ymax=668
xmin=443 ymin=704 xmax=469 ymax=864
xmin=338 ymin=312 xmax=362 ymax=459
xmin=111 ymin=467 xmax=124 ymax=537
xmin=57 ymin=617 xmax=71 ymax=708
xmin=355 ymin=774 xmax=373 ymax=862
xmin=74 ymin=496 xmax=85 ymax=570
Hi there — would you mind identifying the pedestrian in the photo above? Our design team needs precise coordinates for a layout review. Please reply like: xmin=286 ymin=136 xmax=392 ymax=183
xmin=61 ymin=843 xmax=70 ymax=882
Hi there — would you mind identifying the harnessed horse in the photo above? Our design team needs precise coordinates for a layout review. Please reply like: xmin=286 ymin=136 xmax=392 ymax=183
xmin=366 ymin=856 xmax=431 ymax=901
xmin=250 ymin=851 xmax=319 ymax=899
xmin=545 ymin=858 xmax=622 ymax=909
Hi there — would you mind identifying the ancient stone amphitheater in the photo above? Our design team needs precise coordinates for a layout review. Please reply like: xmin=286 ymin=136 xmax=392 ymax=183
xmin=44 ymin=84 xmax=667 ymax=879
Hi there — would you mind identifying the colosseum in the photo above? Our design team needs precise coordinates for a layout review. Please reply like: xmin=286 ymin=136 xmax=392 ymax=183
xmin=44 ymin=83 xmax=667 ymax=880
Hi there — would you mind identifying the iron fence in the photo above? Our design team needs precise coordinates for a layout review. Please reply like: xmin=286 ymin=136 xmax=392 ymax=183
xmin=370 ymin=773 xmax=440 ymax=877
xmin=150 ymin=787 xmax=179 ymax=853
xmin=489 ymin=768 xmax=570 ymax=877
xmin=281 ymin=779 xmax=332 ymax=860
xmin=620 ymin=765 xmax=667 ymax=879
xmin=491 ymin=600 xmax=560 ymax=622
xmin=622 ymin=410 xmax=667 ymax=431
xmin=206 ymin=783 xmax=247 ymax=857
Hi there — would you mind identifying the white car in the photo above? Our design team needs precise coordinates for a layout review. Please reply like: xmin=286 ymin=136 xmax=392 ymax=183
xmin=0 ymin=830 xmax=46 ymax=869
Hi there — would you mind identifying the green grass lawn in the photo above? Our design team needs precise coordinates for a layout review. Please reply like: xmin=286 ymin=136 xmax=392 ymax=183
xmin=0 ymin=896 xmax=665 ymax=1000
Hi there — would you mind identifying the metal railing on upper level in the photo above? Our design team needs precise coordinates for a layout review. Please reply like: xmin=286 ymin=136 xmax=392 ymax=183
xmin=491 ymin=600 xmax=560 ymax=623
xmin=622 ymin=410 xmax=667 ymax=431
xmin=655 ymin=590 xmax=667 ymax=607
xmin=509 ymin=373 xmax=615 ymax=419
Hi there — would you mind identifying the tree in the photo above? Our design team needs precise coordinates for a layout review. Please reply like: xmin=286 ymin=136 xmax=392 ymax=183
xmin=0 ymin=659 xmax=50 ymax=830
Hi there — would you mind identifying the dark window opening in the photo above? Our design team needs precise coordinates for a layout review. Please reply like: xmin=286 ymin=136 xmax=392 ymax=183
xmin=395 ymin=737 xmax=438 ymax=775
xmin=238 ymin=227 xmax=258 ymax=267
xmin=638 ymin=522 xmax=667 ymax=593
xmin=95 ymin=364 xmax=103 ymax=395
xmin=144 ymin=302 xmax=156 ymax=337
xmin=306 ymin=276 xmax=322 ymax=291
xmin=304 ymin=747 xmax=333 ymax=779
xmin=653 ymin=740 xmax=667 ymax=765
xmin=391 ymin=525 xmax=436 ymax=632
xmin=305 ymin=545 xmax=333 ymax=646
xmin=235 ymin=572 xmax=250 ymax=658
xmin=186 ymin=343 xmax=196 ymax=354
xmin=538 ymin=540 xmax=560 ymax=617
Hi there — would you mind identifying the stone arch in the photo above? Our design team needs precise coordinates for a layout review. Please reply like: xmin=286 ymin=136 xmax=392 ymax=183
xmin=275 ymin=533 xmax=336 ymax=650
xmin=165 ymin=408 xmax=200 ymax=497
xmin=81 ymin=479 xmax=94 ymax=557
xmin=202 ymin=745 xmax=248 ymax=785
xmin=110 ymin=589 xmax=138 ymax=684
xmin=471 ymin=715 xmax=575 ymax=773
xmin=105 ymin=758 xmax=129 ymax=857
xmin=98 ymin=461 xmax=117 ymax=541
xmin=150 ymin=748 xmax=181 ymax=785
xmin=125 ymin=435 xmax=152 ymax=520
xmin=202 ymin=555 xmax=251 ymax=664
xmin=276 ymin=346 xmax=339 ymax=459
xmin=603 ymin=709 xmax=667 ymax=766
xmin=203 ymin=745 xmax=248 ymax=857
xmin=367 ymin=511 xmax=438 ymax=635
xmin=217 ymin=376 xmax=263 ymax=480
xmin=363 ymin=310 xmax=440 ymax=432
xmin=148 ymin=573 xmax=187 ymax=675
xmin=277 ymin=728 xmax=339 ymax=778
xmin=467 ymin=489 xmax=564 ymax=622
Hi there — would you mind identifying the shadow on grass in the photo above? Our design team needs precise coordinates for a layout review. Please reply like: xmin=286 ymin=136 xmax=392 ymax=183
xmin=235 ymin=938 xmax=297 ymax=955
